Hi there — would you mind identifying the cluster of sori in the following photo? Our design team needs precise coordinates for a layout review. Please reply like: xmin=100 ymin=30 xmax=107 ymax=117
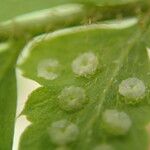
xmin=37 ymin=52 xmax=99 ymax=111
xmin=37 ymin=51 xmax=146 ymax=149
xmin=37 ymin=51 xmax=99 ymax=80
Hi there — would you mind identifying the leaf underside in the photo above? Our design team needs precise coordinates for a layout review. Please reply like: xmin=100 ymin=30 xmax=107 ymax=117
xmin=0 ymin=0 xmax=150 ymax=150
xmin=19 ymin=22 xmax=150 ymax=150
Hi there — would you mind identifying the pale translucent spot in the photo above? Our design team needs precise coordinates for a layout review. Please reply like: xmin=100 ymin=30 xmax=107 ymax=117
xmin=102 ymin=109 xmax=132 ymax=135
xmin=48 ymin=120 xmax=79 ymax=145
xmin=146 ymin=47 xmax=150 ymax=60
xmin=37 ymin=59 xmax=59 ymax=80
xmin=119 ymin=77 xmax=146 ymax=101
xmin=72 ymin=52 xmax=99 ymax=77
xmin=94 ymin=144 xmax=114 ymax=150
xmin=58 ymin=86 xmax=87 ymax=112
xmin=0 ymin=42 xmax=10 ymax=53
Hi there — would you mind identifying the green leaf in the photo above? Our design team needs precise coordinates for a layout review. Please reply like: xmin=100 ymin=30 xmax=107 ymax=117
xmin=0 ymin=0 xmax=78 ymax=22
xmin=19 ymin=20 xmax=150 ymax=150
xmin=0 ymin=0 xmax=148 ymax=40
xmin=0 ymin=1 xmax=148 ymax=150
xmin=0 ymin=0 xmax=145 ymax=22
xmin=19 ymin=22 xmax=139 ymax=88
xmin=0 ymin=40 xmax=25 ymax=150
xmin=0 ymin=68 xmax=17 ymax=150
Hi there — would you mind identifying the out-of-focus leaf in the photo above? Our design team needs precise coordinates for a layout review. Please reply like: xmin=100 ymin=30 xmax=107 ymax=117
xmin=0 ymin=0 xmax=146 ymax=22
xmin=0 ymin=41 xmax=25 ymax=150
xmin=0 ymin=0 xmax=149 ymax=40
